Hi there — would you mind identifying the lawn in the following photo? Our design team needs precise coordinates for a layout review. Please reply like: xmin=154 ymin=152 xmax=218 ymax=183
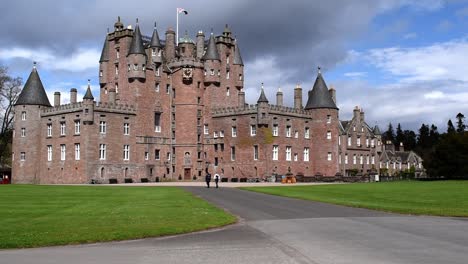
xmin=242 ymin=181 xmax=468 ymax=217
xmin=0 ymin=185 xmax=236 ymax=249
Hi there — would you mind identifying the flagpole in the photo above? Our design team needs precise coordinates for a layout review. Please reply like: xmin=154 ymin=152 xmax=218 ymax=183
xmin=176 ymin=9 xmax=179 ymax=46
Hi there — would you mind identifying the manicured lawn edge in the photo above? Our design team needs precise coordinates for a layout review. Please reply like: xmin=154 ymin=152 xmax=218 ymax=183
xmin=240 ymin=181 xmax=468 ymax=217
xmin=0 ymin=185 xmax=237 ymax=249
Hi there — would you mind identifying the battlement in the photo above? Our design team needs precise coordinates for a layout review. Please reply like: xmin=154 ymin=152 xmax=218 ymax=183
xmin=167 ymin=58 xmax=204 ymax=69
xmin=41 ymin=101 xmax=136 ymax=117
xmin=41 ymin=102 xmax=83 ymax=116
xmin=95 ymin=101 xmax=137 ymax=114
xmin=212 ymin=104 xmax=309 ymax=118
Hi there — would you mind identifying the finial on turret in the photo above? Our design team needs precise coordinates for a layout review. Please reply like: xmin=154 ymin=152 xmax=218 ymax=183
xmin=107 ymin=27 xmax=109 ymax=33
xmin=87 ymin=79 xmax=91 ymax=87
xmin=210 ymin=28 xmax=214 ymax=35
xmin=278 ymin=87 xmax=282 ymax=93
xmin=33 ymin=61 xmax=37 ymax=69
xmin=318 ymin=66 xmax=321 ymax=74
xmin=261 ymin=82 xmax=264 ymax=89
xmin=154 ymin=22 xmax=157 ymax=29
xmin=295 ymin=83 xmax=301 ymax=89
xmin=118 ymin=16 xmax=121 ymax=22
xmin=136 ymin=18 xmax=139 ymax=24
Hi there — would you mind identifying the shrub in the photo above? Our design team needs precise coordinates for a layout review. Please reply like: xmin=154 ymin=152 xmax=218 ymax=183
xmin=109 ymin=178 xmax=118 ymax=184
xmin=124 ymin=178 xmax=133 ymax=183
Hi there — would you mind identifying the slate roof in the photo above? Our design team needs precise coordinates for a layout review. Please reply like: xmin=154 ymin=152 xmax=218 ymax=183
xmin=127 ymin=22 xmax=146 ymax=55
xmin=373 ymin=125 xmax=382 ymax=135
xmin=304 ymin=71 xmax=338 ymax=110
xmin=83 ymin=83 xmax=94 ymax=100
xmin=233 ymin=42 xmax=243 ymax=65
xmin=14 ymin=65 xmax=51 ymax=107
xmin=99 ymin=35 xmax=109 ymax=62
xmin=149 ymin=23 xmax=162 ymax=48
xmin=257 ymin=88 xmax=269 ymax=103
xmin=202 ymin=33 xmax=220 ymax=60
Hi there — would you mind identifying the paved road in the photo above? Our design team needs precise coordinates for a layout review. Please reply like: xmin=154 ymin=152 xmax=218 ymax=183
xmin=1 ymin=187 xmax=468 ymax=264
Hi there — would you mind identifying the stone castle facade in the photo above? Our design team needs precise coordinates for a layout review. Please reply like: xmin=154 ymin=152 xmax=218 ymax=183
xmin=11 ymin=18 xmax=423 ymax=184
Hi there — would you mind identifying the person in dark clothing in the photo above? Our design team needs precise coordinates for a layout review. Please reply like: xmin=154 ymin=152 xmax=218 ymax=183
xmin=214 ymin=173 xmax=220 ymax=188
xmin=205 ymin=172 xmax=212 ymax=188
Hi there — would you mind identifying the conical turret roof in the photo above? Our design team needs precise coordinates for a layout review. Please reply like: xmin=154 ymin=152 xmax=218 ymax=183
xmin=202 ymin=33 xmax=220 ymax=61
xmin=233 ymin=42 xmax=243 ymax=65
xmin=99 ymin=35 xmax=109 ymax=62
xmin=15 ymin=64 xmax=51 ymax=107
xmin=83 ymin=80 xmax=94 ymax=100
xmin=257 ymin=84 xmax=269 ymax=103
xmin=128 ymin=21 xmax=146 ymax=56
xmin=150 ymin=22 xmax=162 ymax=47
xmin=373 ymin=125 xmax=382 ymax=135
xmin=304 ymin=69 xmax=338 ymax=110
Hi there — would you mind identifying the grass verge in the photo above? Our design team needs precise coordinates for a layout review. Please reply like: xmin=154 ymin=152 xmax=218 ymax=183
xmin=241 ymin=181 xmax=468 ymax=217
xmin=0 ymin=185 xmax=236 ymax=249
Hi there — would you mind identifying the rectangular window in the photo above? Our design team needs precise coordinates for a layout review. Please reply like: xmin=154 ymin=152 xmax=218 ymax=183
xmin=273 ymin=124 xmax=278 ymax=136
xmin=154 ymin=113 xmax=161 ymax=132
xmin=371 ymin=139 xmax=375 ymax=148
xmin=254 ymin=145 xmax=258 ymax=160
xmin=99 ymin=121 xmax=106 ymax=134
xmin=75 ymin=144 xmax=80 ymax=160
xmin=20 ymin=152 xmax=25 ymax=161
xmin=210 ymin=69 xmax=215 ymax=75
xmin=47 ymin=145 xmax=52 ymax=161
xmin=167 ymin=152 xmax=171 ymax=161
xmin=371 ymin=155 xmax=375 ymax=164
xmin=366 ymin=138 xmax=369 ymax=147
xmin=239 ymin=74 xmax=243 ymax=80
xmin=152 ymin=48 xmax=156 ymax=56
xmin=145 ymin=152 xmax=149 ymax=160
xmin=294 ymin=153 xmax=298 ymax=161
xmin=327 ymin=131 xmax=331 ymax=140
xmin=348 ymin=136 xmax=352 ymax=146
xmin=47 ymin=124 xmax=52 ymax=137
xmin=294 ymin=130 xmax=299 ymax=138
xmin=73 ymin=120 xmax=80 ymax=135
xmin=166 ymin=84 xmax=170 ymax=94
xmin=231 ymin=147 xmax=236 ymax=161
xmin=327 ymin=115 xmax=331 ymax=124
xmin=115 ymin=65 xmax=119 ymax=75
xmin=286 ymin=146 xmax=292 ymax=161
xmin=99 ymin=144 xmax=106 ymax=160
xmin=204 ymin=124 xmax=209 ymax=135
xmin=357 ymin=137 xmax=361 ymax=146
xmin=116 ymin=48 xmax=120 ymax=59
xmin=124 ymin=123 xmax=130 ymax=135
xmin=353 ymin=154 xmax=357 ymax=165
xmin=327 ymin=152 xmax=332 ymax=161
xmin=250 ymin=125 xmax=256 ymax=136
xmin=155 ymin=83 xmax=160 ymax=92
xmin=272 ymin=145 xmax=279 ymax=161
xmin=345 ymin=154 xmax=348 ymax=164
xmin=226 ymin=87 xmax=230 ymax=96
xmin=304 ymin=127 xmax=310 ymax=139
xmin=226 ymin=70 xmax=230 ymax=79
xmin=21 ymin=111 xmax=26 ymax=120
xmin=154 ymin=149 xmax=160 ymax=160
xmin=123 ymin=145 xmax=130 ymax=160
xmin=219 ymin=130 xmax=224 ymax=137
xmin=21 ymin=128 xmax=25 ymax=137
xmin=60 ymin=122 xmax=66 ymax=136
xmin=366 ymin=155 xmax=370 ymax=165
xmin=213 ymin=131 xmax=218 ymax=138
xmin=360 ymin=155 xmax=363 ymax=164
xmin=60 ymin=144 xmax=66 ymax=161
xmin=232 ymin=126 xmax=237 ymax=137
xmin=303 ymin=147 xmax=309 ymax=162
xmin=286 ymin=126 xmax=291 ymax=137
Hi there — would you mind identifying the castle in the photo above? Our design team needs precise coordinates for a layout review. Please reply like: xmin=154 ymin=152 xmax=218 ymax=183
xmin=11 ymin=17 xmax=423 ymax=184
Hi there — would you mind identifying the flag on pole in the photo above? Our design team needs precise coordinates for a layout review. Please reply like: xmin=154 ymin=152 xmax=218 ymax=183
xmin=177 ymin=8 xmax=188 ymax=15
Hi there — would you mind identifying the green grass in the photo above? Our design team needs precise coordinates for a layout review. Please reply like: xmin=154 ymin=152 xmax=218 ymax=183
xmin=242 ymin=181 xmax=468 ymax=217
xmin=0 ymin=185 xmax=236 ymax=249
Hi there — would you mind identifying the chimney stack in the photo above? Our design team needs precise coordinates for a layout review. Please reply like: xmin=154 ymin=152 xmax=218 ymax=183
xmin=399 ymin=142 xmax=405 ymax=152
xmin=54 ymin=92 xmax=61 ymax=107
xmin=70 ymin=88 xmax=77 ymax=104
xmin=276 ymin=87 xmax=283 ymax=106
xmin=329 ymin=85 xmax=336 ymax=105
xmin=353 ymin=106 xmax=360 ymax=120
xmin=360 ymin=108 xmax=365 ymax=122
xmin=294 ymin=84 xmax=302 ymax=109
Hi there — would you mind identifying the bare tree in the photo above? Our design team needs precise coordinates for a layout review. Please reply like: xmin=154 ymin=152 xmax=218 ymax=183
xmin=0 ymin=65 xmax=22 ymax=165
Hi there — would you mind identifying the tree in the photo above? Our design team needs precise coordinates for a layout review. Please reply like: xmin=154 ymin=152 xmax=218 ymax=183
xmin=395 ymin=123 xmax=404 ymax=147
xmin=429 ymin=124 xmax=440 ymax=145
xmin=447 ymin=119 xmax=456 ymax=134
xmin=417 ymin=124 xmax=430 ymax=149
xmin=456 ymin=113 xmax=466 ymax=133
xmin=402 ymin=129 xmax=417 ymax=150
xmin=383 ymin=123 xmax=395 ymax=144
xmin=0 ymin=65 xmax=22 ymax=165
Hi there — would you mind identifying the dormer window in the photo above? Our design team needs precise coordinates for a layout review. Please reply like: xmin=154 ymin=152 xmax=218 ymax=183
xmin=152 ymin=48 xmax=156 ymax=56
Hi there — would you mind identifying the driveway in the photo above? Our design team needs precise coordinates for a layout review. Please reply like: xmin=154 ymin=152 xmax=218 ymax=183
xmin=1 ymin=186 xmax=467 ymax=264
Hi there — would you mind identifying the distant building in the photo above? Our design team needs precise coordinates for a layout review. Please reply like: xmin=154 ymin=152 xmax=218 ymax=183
xmin=11 ymin=17 xmax=423 ymax=184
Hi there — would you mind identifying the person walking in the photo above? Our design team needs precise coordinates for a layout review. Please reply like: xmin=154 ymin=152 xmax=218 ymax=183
xmin=214 ymin=173 xmax=220 ymax=188
xmin=205 ymin=171 xmax=212 ymax=188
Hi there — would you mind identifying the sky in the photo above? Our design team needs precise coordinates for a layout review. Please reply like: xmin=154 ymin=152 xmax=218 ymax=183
xmin=1 ymin=0 xmax=468 ymax=131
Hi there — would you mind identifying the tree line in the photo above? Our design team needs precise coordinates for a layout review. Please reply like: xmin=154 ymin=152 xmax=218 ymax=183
xmin=382 ymin=113 xmax=467 ymax=179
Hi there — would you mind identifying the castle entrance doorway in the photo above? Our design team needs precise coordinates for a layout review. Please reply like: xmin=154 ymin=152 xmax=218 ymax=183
xmin=184 ymin=168 xmax=191 ymax=180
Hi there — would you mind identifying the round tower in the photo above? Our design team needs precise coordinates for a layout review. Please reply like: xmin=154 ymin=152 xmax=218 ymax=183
xmin=304 ymin=67 xmax=340 ymax=177
xmin=150 ymin=22 xmax=163 ymax=65
xmin=127 ymin=19 xmax=146 ymax=81
xmin=203 ymin=32 xmax=221 ymax=85
xmin=12 ymin=62 xmax=52 ymax=183
xmin=164 ymin=27 xmax=176 ymax=61
xmin=82 ymin=80 xmax=95 ymax=125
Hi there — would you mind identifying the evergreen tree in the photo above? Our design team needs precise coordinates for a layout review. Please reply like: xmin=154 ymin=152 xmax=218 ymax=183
xmin=429 ymin=124 xmax=440 ymax=145
xmin=403 ymin=130 xmax=417 ymax=150
xmin=456 ymin=113 xmax=466 ymax=133
xmin=447 ymin=119 xmax=456 ymax=134
xmin=383 ymin=123 xmax=395 ymax=144
xmin=417 ymin=124 xmax=430 ymax=149
xmin=395 ymin=123 xmax=404 ymax=148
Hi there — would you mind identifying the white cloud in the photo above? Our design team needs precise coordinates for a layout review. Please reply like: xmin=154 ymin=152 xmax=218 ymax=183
xmin=0 ymin=47 xmax=100 ymax=72
xmin=363 ymin=38 xmax=468 ymax=82
xmin=344 ymin=72 xmax=367 ymax=78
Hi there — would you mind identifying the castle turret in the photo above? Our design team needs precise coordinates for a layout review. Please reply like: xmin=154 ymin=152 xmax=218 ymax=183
xmin=178 ymin=31 xmax=195 ymax=58
xmin=99 ymin=35 xmax=109 ymax=85
xmin=257 ymin=84 xmax=269 ymax=125
xmin=203 ymin=33 xmax=221 ymax=84
xmin=12 ymin=62 xmax=51 ymax=183
xmin=165 ymin=27 xmax=176 ymax=61
xmin=196 ymin=31 xmax=205 ymax=59
xmin=304 ymin=68 xmax=339 ymax=177
xmin=127 ymin=19 xmax=146 ymax=80
xmin=83 ymin=80 xmax=95 ymax=125
xmin=233 ymin=40 xmax=244 ymax=89
xmin=150 ymin=22 xmax=162 ymax=65
xmin=114 ymin=16 xmax=124 ymax=31
xmin=276 ymin=87 xmax=283 ymax=106
xmin=294 ymin=84 xmax=302 ymax=109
